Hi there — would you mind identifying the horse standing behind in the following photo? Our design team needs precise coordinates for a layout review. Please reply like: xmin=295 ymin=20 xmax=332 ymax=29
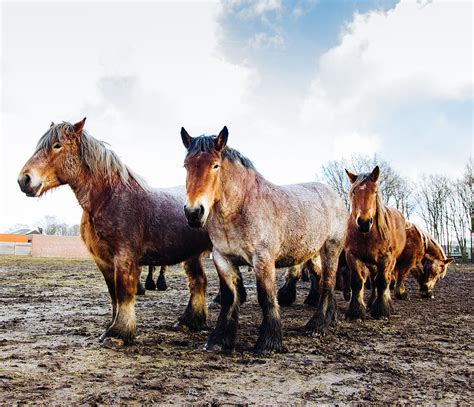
xmin=345 ymin=166 xmax=407 ymax=320
xmin=393 ymin=223 xmax=453 ymax=299
xmin=180 ymin=127 xmax=347 ymax=353
xmin=18 ymin=119 xmax=212 ymax=344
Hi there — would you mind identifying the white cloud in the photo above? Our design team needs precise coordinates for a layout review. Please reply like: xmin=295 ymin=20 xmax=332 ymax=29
xmin=301 ymin=0 xmax=473 ymax=172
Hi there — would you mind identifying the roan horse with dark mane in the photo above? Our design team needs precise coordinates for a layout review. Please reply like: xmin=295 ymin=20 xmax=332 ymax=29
xmin=181 ymin=126 xmax=347 ymax=353
xmin=345 ymin=166 xmax=407 ymax=320
xmin=18 ymin=119 xmax=212 ymax=344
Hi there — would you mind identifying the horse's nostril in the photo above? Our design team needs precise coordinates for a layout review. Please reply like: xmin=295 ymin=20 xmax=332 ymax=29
xmin=199 ymin=205 xmax=204 ymax=216
xmin=24 ymin=174 xmax=31 ymax=186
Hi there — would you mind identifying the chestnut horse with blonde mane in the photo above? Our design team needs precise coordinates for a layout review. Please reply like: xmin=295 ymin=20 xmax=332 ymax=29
xmin=18 ymin=119 xmax=213 ymax=344
xmin=181 ymin=126 xmax=347 ymax=353
xmin=345 ymin=166 xmax=407 ymax=320
xmin=393 ymin=222 xmax=453 ymax=300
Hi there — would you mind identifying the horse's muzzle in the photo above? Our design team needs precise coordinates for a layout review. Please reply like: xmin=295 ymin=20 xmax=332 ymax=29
xmin=18 ymin=174 xmax=40 ymax=197
xmin=184 ymin=204 xmax=205 ymax=228
xmin=356 ymin=217 xmax=373 ymax=233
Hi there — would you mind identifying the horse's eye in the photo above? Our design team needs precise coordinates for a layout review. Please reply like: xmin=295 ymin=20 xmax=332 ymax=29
xmin=53 ymin=143 xmax=62 ymax=149
xmin=213 ymin=164 xmax=220 ymax=169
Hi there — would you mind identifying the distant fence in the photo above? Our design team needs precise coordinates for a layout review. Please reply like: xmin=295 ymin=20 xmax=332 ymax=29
xmin=0 ymin=234 xmax=91 ymax=259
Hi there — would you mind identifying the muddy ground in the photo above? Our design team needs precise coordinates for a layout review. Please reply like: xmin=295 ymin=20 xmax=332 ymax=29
xmin=0 ymin=256 xmax=472 ymax=404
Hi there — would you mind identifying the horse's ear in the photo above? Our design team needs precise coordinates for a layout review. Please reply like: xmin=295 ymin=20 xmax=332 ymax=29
xmin=345 ymin=169 xmax=358 ymax=184
xmin=445 ymin=258 xmax=454 ymax=265
xmin=181 ymin=127 xmax=193 ymax=149
xmin=73 ymin=117 xmax=86 ymax=135
xmin=50 ymin=122 xmax=55 ymax=128
xmin=215 ymin=126 xmax=228 ymax=152
xmin=370 ymin=166 xmax=380 ymax=182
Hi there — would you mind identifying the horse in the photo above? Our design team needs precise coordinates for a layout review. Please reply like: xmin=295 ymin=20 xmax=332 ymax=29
xmin=393 ymin=223 xmax=454 ymax=299
xmin=180 ymin=126 xmax=347 ymax=353
xmin=18 ymin=119 xmax=213 ymax=344
xmin=344 ymin=166 xmax=407 ymax=320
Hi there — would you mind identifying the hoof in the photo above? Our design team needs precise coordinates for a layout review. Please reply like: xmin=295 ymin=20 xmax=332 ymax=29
xmin=303 ymin=293 xmax=319 ymax=307
xmin=136 ymin=282 xmax=146 ymax=296
xmin=346 ymin=302 xmax=367 ymax=321
xmin=304 ymin=320 xmax=327 ymax=337
xmin=395 ymin=291 xmax=409 ymax=300
xmin=99 ymin=326 xmax=135 ymax=345
xmin=213 ymin=292 xmax=221 ymax=305
xmin=277 ymin=286 xmax=297 ymax=307
xmin=370 ymin=299 xmax=393 ymax=319
xmin=205 ymin=321 xmax=238 ymax=351
xmin=178 ymin=310 xmax=207 ymax=331
xmin=156 ymin=274 xmax=168 ymax=291
xmin=420 ymin=291 xmax=434 ymax=299
xmin=144 ymin=280 xmax=156 ymax=291
xmin=254 ymin=332 xmax=283 ymax=354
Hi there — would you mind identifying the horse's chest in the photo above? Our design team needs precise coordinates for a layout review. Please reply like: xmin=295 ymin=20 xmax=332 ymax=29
xmin=209 ymin=225 xmax=254 ymax=265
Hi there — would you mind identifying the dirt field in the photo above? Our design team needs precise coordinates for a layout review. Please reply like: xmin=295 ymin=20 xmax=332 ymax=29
xmin=0 ymin=256 xmax=472 ymax=404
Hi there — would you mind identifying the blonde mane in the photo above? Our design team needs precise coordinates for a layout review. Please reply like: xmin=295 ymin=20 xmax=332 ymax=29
xmin=36 ymin=122 xmax=149 ymax=191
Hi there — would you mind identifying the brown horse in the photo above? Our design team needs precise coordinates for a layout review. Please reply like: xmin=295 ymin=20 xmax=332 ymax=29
xmin=18 ymin=119 xmax=212 ymax=344
xmin=345 ymin=166 xmax=407 ymax=320
xmin=181 ymin=127 xmax=347 ymax=352
xmin=393 ymin=223 xmax=454 ymax=299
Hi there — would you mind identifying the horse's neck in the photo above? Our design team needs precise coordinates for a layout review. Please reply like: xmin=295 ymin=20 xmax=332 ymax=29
xmin=216 ymin=161 xmax=258 ymax=218
xmin=427 ymin=238 xmax=445 ymax=260
xmin=69 ymin=169 xmax=114 ymax=215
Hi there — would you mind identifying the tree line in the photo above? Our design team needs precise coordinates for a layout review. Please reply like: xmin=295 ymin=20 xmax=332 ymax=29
xmin=319 ymin=154 xmax=473 ymax=261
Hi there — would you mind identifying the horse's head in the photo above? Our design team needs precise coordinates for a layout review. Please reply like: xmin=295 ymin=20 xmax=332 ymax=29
xmin=418 ymin=257 xmax=454 ymax=298
xmin=18 ymin=119 xmax=86 ymax=197
xmin=345 ymin=166 xmax=380 ymax=233
xmin=181 ymin=126 xmax=228 ymax=227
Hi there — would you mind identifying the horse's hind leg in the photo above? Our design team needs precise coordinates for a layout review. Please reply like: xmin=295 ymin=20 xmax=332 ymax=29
xmin=156 ymin=265 xmax=168 ymax=291
xmin=305 ymin=240 xmax=341 ymax=336
xmin=206 ymin=251 xmax=240 ymax=351
xmin=277 ymin=265 xmax=300 ymax=307
xmin=366 ymin=266 xmax=377 ymax=308
xmin=145 ymin=266 xmax=156 ymax=290
xmin=301 ymin=265 xmax=310 ymax=282
xmin=304 ymin=257 xmax=321 ymax=306
xmin=371 ymin=256 xmax=395 ymax=319
xmin=345 ymin=252 xmax=368 ymax=321
xmin=254 ymin=255 xmax=283 ymax=353
xmin=178 ymin=256 xmax=208 ymax=331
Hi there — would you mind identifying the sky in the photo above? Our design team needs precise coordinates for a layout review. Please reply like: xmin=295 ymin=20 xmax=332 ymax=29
xmin=0 ymin=0 xmax=472 ymax=231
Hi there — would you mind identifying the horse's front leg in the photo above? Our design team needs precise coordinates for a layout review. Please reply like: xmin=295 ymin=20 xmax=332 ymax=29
xmin=97 ymin=263 xmax=116 ymax=328
xmin=371 ymin=256 xmax=395 ymax=319
xmin=345 ymin=252 xmax=368 ymax=321
xmin=277 ymin=265 xmax=300 ymax=307
xmin=100 ymin=251 xmax=138 ymax=344
xmin=205 ymin=252 xmax=240 ymax=351
xmin=178 ymin=256 xmax=208 ymax=331
xmin=305 ymin=241 xmax=340 ymax=336
xmin=394 ymin=265 xmax=410 ymax=300
xmin=254 ymin=256 xmax=283 ymax=353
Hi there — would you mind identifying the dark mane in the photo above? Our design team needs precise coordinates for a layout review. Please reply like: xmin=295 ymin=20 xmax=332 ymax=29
xmin=186 ymin=135 xmax=256 ymax=171
xmin=36 ymin=122 xmax=149 ymax=190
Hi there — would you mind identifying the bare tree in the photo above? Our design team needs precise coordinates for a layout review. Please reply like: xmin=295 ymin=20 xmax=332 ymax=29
xmin=320 ymin=154 xmax=415 ymax=218
xmin=36 ymin=216 xmax=80 ymax=236
xmin=416 ymin=175 xmax=451 ymax=251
